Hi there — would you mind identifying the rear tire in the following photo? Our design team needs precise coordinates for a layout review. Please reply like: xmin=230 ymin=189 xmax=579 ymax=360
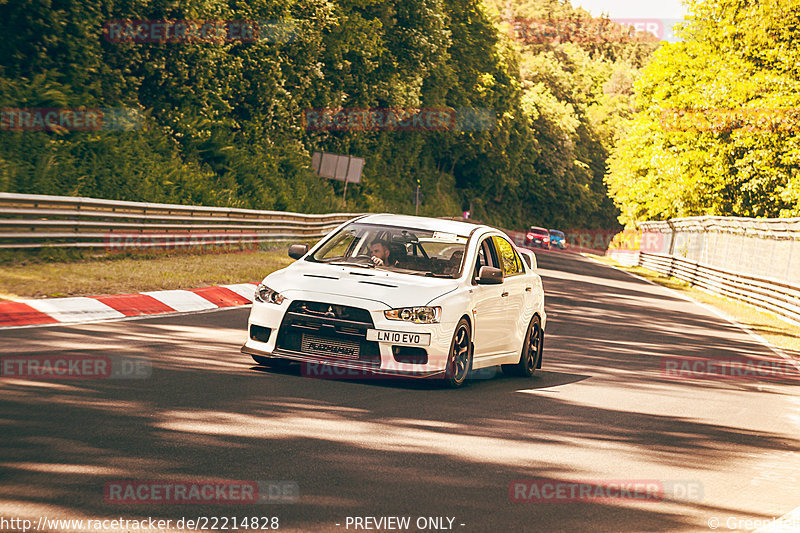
xmin=444 ymin=318 xmax=473 ymax=388
xmin=502 ymin=315 xmax=543 ymax=377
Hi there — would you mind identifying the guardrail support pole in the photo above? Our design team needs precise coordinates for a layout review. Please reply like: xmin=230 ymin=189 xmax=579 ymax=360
xmin=667 ymin=219 xmax=677 ymax=256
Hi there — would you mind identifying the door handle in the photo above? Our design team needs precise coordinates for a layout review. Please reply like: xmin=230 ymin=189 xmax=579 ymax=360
xmin=501 ymin=291 xmax=509 ymax=297
xmin=525 ymin=287 xmax=532 ymax=292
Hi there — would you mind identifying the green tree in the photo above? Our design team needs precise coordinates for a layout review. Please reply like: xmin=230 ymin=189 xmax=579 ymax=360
xmin=607 ymin=0 xmax=800 ymax=223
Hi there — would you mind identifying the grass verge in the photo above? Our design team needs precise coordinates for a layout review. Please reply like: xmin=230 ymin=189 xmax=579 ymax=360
xmin=588 ymin=253 xmax=800 ymax=358
xmin=0 ymin=243 xmax=304 ymax=300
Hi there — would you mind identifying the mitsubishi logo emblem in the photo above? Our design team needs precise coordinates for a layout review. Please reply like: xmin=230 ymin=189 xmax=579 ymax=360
xmin=324 ymin=306 xmax=335 ymax=317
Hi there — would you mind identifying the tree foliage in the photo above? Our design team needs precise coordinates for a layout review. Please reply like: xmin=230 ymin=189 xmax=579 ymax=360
xmin=1 ymin=0 xmax=655 ymax=228
xmin=606 ymin=0 xmax=800 ymax=224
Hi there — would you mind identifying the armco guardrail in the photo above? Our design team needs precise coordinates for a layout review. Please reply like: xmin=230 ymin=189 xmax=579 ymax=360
xmin=639 ymin=216 xmax=800 ymax=286
xmin=607 ymin=215 xmax=800 ymax=324
xmin=638 ymin=252 xmax=800 ymax=324
xmin=0 ymin=193 xmax=362 ymax=249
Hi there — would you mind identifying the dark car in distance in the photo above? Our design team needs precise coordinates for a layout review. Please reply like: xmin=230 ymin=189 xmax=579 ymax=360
xmin=525 ymin=226 xmax=550 ymax=249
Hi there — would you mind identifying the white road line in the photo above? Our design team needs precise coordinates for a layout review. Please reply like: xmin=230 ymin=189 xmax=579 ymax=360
xmin=753 ymin=505 xmax=800 ymax=532
xmin=587 ymin=255 xmax=800 ymax=374
xmin=588 ymin=256 xmax=800 ymax=532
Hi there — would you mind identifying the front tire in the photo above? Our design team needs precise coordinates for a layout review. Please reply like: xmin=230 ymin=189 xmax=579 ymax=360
xmin=502 ymin=315 xmax=543 ymax=377
xmin=444 ymin=318 xmax=473 ymax=388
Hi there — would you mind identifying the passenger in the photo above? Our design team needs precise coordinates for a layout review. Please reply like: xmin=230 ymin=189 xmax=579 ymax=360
xmin=444 ymin=249 xmax=464 ymax=275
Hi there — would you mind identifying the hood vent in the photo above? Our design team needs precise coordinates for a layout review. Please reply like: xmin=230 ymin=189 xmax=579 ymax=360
xmin=358 ymin=280 xmax=397 ymax=288
xmin=304 ymin=274 xmax=339 ymax=280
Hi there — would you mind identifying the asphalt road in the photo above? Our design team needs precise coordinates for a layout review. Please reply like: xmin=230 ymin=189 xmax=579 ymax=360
xmin=1 ymin=251 xmax=799 ymax=533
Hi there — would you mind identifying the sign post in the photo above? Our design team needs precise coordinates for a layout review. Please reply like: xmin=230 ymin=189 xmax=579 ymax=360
xmin=343 ymin=156 xmax=352 ymax=206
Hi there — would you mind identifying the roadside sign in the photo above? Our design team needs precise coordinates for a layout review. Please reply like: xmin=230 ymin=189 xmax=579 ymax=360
xmin=311 ymin=151 xmax=364 ymax=183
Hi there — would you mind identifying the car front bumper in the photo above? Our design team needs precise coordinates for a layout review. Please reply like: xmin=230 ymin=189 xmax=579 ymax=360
xmin=241 ymin=292 xmax=458 ymax=378
xmin=241 ymin=344 xmax=445 ymax=378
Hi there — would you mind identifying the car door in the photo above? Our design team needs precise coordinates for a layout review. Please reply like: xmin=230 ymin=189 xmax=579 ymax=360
xmin=470 ymin=237 xmax=510 ymax=362
xmin=492 ymin=236 xmax=529 ymax=356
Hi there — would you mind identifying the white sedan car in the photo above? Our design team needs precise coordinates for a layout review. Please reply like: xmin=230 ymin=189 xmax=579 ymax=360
xmin=241 ymin=214 xmax=546 ymax=387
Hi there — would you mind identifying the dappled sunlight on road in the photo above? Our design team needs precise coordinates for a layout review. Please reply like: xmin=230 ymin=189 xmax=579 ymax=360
xmin=153 ymin=405 xmax=568 ymax=467
xmin=2 ymin=254 xmax=799 ymax=531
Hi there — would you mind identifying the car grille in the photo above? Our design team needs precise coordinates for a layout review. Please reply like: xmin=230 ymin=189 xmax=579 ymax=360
xmin=301 ymin=334 xmax=360 ymax=359
xmin=275 ymin=300 xmax=380 ymax=365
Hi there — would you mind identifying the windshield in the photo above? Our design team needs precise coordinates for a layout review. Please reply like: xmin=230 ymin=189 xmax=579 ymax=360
xmin=309 ymin=222 xmax=468 ymax=278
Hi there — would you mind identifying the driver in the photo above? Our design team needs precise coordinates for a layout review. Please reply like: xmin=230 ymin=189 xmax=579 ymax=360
xmin=369 ymin=240 xmax=397 ymax=267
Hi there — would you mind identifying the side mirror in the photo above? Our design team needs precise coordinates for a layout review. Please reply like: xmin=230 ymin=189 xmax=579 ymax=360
xmin=519 ymin=249 xmax=536 ymax=269
xmin=477 ymin=266 xmax=503 ymax=285
xmin=288 ymin=243 xmax=308 ymax=259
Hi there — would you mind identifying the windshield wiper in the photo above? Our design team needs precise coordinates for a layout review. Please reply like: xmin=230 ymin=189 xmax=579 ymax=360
xmin=424 ymin=272 xmax=455 ymax=278
xmin=330 ymin=261 xmax=375 ymax=269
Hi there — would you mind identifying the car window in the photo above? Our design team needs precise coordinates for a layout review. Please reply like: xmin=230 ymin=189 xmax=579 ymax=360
xmin=321 ymin=228 xmax=359 ymax=259
xmin=309 ymin=222 xmax=469 ymax=278
xmin=492 ymin=236 xmax=524 ymax=276
xmin=473 ymin=237 xmax=501 ymax=281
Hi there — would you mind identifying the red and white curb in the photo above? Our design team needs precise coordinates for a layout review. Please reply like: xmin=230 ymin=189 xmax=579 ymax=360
xmin=0 ymin=283 xmax=257 ymax=328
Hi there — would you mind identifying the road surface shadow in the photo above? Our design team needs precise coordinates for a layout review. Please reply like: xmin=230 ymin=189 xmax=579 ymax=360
xmin=1 ymin=256 xmax=799 ymax=532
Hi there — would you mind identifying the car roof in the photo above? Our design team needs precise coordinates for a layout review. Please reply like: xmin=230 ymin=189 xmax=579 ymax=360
xmin=357 ymin=214 xmax=487 ymax=237
xmin=529 ymin=226 xmax=548 ymax=232
xmin=549 ymin=229 xmax=564 ymax=234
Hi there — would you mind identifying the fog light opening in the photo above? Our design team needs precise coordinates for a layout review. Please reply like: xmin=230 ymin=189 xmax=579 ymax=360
xmin=392 ymin=346 xmax=428 ymax=364
xmin=250 ymin=325 xmax=272 ymax=343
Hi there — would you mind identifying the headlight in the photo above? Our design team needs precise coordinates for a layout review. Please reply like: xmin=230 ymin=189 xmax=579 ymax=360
xmin=384 ymin=306 xmax=441 ymax=324
xmin=254 ymin=283 xmax=284 ymax=305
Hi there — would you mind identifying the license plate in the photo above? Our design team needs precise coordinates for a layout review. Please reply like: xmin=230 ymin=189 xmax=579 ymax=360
xmin=366 ymin=329 xmax=431 ymax=346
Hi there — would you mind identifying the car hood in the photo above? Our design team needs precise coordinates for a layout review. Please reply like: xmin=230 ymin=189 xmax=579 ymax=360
xmin=262 ymin=261 xmax=461 ymax=308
